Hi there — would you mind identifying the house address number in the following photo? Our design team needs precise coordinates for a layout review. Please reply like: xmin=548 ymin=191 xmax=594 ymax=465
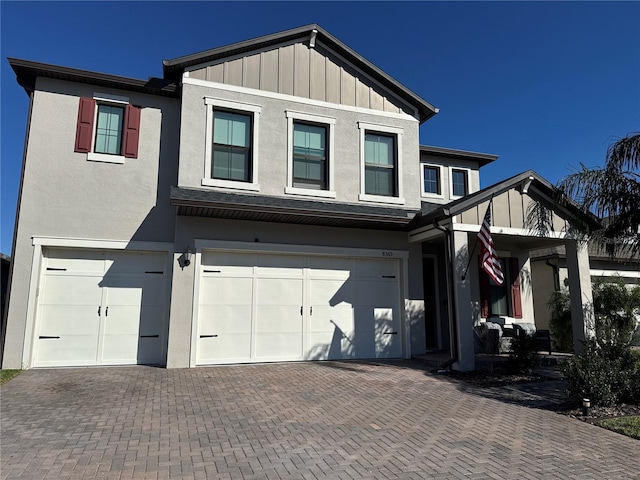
xmin=382 ymin=251 xmax=394 ymax=257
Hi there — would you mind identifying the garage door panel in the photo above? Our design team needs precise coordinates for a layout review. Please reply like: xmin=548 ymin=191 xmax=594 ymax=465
xmin=255 ymin=306 xmax=303 ymax=333
xmin=41 ymin=275 xmax=103 ymax=305
xmin=352 ymin=306 xmax=377 ymax=358
xmin=104 ymin=279 xmax=165 ymax=305
xmin=308 ymin=257 xmax=353 ymax=277
xmin=36 ymin=335 xmax=98 ymax=366
xmin=356 ymin=281 xmax=397 ymax=306
xmin=309 ymin=279 xmax=353 ymax=306
xmin=308 ymin=306 xmax=353 ymax=333
xmin=256 ymin=253 xmax=305 ymax=272
xmin=356 ymin=259 xmax=397 ymax=278
xmin=107 ymin=252 xmax=165 ymax=274
xmin=198 ymin=305 xmax=252 ymax=334
xmin=256 ymin=278 xmax=302 ymax=305
xmin=39 ymin=306 xmax=100 ymax=336
xmin=201 ymin=251 xmax=258 ymax=268
xmin=255 ymin=333 xmax=302 ymax=360
xmin=197 ymin=335 xmax=251 ymax=364
xmin=200 ymin=277 xmax=253 ymax=305
xmin=44 ymin=249 xmax=106 ymax=273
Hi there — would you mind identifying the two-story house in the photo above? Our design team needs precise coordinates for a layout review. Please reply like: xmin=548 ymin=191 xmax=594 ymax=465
xmin=2 ymin=25 xmax=597 ymax=371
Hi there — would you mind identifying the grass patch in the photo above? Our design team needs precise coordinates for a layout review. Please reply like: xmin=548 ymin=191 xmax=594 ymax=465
xmin=598 ymin=416 xmax=640 ymax=440
xmin=0 ymin=370 xmax=22 ymax=385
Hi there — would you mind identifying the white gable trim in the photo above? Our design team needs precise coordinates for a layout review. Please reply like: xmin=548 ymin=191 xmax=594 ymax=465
xmin=183 ymin=77 xmax=419 ymax=123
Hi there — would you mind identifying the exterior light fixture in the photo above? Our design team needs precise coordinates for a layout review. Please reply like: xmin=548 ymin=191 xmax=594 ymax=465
xmin=582 ymin=398 xmax=591 ymax=416
xmin=184 ymin=249 xmax=192 ymax=267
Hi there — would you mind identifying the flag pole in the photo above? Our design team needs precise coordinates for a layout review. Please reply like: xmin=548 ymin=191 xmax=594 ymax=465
xmin=461 ymin=196 xmax=494 ymax=281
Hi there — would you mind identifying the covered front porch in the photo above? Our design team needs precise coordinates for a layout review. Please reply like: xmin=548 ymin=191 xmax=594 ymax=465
xmin=408 ymin=170 xmax=601 ymax=371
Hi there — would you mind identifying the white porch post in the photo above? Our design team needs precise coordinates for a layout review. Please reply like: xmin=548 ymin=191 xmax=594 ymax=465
xmin=451 ymin=230 xmax=475 ymax=371
xmin=565 ymin=240 xmax=594 ymax=351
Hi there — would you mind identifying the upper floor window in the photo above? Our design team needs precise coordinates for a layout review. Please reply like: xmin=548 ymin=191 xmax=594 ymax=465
xmin=285 ymin=111 xmax=336 ymax=198
xmin=212 ymin=110 xmax=252 ymax=182
xmin=451 ymin=167 xmax=469 ymax=197
xmin=421 ymin=164 xmax=443 ymax=198
xmin=74 ymin=93 xmax=141 ymax=164
xmin=358 ymin=122 xmax=404 ymax=205
xmin=293 ymin=122 xmax=327 ymax=189
xmin=95 ymin=105 xmax=124 ymax=155
xmin=364 ymin=133 xmax=396 ymax=196
xmin=203 ymin=97 xmax=261 ymax=191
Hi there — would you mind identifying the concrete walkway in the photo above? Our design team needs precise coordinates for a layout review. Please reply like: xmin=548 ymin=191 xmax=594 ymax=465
xmin=1 ymin=361 xmax=638 ymax=479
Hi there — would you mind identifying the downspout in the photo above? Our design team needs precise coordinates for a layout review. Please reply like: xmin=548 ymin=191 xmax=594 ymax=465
xmin=545 ymin=258 xmax=561 ymax=291
xmin=433 ymin=216 xmax=458 ymax=369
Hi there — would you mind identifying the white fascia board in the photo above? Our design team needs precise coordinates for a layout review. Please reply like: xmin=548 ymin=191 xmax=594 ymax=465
xmin=408 ymin=227 xmax=445 ymax=243
xmin=193 ymin=239 xmax=409 ymax=259
xmin=591 ymin=269 xmax=640 ymax=279
xmin=450 ymin=223 xmax=570 ymax=239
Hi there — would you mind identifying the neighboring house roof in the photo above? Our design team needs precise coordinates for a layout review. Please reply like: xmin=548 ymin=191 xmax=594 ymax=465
xmin=170 ymin=186 xmax=418 ymax=231
xmin=163 ymin=24 xmax=439 ymax=123
xmin=410 ymin=169 xmax=602 ymax=231
xmin=420 ymin=145 xmax=498 ymax=167
xmin=8 ymin=58 xmax=178 ymax=98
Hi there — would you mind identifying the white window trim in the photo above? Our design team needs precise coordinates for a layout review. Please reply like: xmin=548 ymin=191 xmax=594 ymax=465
xmin=86 ymin=92 xmax=130 ymax=164
xmin=358 ymin=122 xmax=404 ymax=205
xmin=202 ymin=97 xmax=261 ymax=191
xmin=420 ymin=163 xmax=445 ymax=199
xmin=449 ymin=166 xmax=471 ymax=199
xmin=285 ymin=110 xmax=336 ymax=199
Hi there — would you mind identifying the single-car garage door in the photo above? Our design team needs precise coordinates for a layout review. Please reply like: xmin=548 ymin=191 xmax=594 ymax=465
xmin=34 ymin=248 xmax=167 ymax=367
xmin=196 ymin=251 xmax=402 ymax=365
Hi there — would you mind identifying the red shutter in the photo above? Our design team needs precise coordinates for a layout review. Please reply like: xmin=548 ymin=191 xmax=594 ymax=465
xmin=74 ymin=97 xmax=95 ymax=153
xmin=509 ymin=257 xmax=523 ymax=319
xmin=122 ymin=104 xmax=141 ymax=158
xmin=479 ymin=256 xmax=490 ymax=318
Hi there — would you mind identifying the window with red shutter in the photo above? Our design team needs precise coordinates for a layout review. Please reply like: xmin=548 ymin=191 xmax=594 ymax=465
xmin=509 ymin=257 xmax=523 ymax=319
xmin=75 ymin=94 xmax=141 ymax=161
xmin=479 ymin=256 xmax=522 ymax=319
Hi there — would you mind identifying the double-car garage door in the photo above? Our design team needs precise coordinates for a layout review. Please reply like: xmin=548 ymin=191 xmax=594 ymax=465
xmin=33 ymin=248 xmax=167 ymax=367
xmin=196 ymin=250 xmax=403 ymax=365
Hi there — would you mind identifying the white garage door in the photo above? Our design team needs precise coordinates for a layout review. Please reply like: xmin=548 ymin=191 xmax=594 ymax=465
xmin=34 ymin=249 xmax=167 ymax=367
xmin=196 ymin=251 xmax=402 ymax=365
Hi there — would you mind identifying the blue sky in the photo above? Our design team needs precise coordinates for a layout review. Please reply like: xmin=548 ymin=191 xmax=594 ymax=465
xmin=1 ymin=1 xmax=639 ymax=255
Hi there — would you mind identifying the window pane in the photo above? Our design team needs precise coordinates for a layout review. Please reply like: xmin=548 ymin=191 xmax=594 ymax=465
xmin=489 ymin=259 xmax=508 ymax=315
xmin=452 ymin=169 xmax=468 ymax=196
xmin=212 ymin=149 xmax=230 ymax=178
xmin=95 ymin=105 xmax=123 ymax=155
xmin=293 ymin=122 xmax=327 ymax=189
xmin=423 ymin=167 xmax=440 ymax=194
xmin=364 ymin=134 xmax=393 ymax=166
xmin=365 ymin=167 xmax=393 ymax=196
xmin=230 ymin=150 xmax=248 ymax=180
xmin=214 ymin=111 xmax=250 ymax=147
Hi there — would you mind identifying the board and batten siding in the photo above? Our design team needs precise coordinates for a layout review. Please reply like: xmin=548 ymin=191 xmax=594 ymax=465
xmin=457 ymin=190 xmax=569 ymax=232
xmin=187 ymin=42 xmax=414 ymax=116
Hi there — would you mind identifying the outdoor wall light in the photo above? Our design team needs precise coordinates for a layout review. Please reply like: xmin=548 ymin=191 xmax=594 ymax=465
xmin=184 ymin=249 xmax=193 ymax=267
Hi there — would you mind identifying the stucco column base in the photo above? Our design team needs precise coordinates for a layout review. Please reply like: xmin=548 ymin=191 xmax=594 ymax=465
xmin=565 ymin=240 xmax=594 ymax=352
xmin=451 ymin=230 xmax=475 ymax=371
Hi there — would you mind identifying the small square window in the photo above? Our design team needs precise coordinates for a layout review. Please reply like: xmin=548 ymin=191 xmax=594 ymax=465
xmin=422 ymin=165 xmax=441 ymax=195
xmin=451 ymin=168 xmax=469 ymax=197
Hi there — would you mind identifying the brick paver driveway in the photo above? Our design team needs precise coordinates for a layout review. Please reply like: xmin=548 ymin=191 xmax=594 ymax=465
xmin=1 ymin=361 xmax=639 ymax=479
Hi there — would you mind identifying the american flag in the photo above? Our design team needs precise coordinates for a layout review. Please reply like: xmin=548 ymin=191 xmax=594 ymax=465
xmin=478 ymin=202 xmax=504 ymax=285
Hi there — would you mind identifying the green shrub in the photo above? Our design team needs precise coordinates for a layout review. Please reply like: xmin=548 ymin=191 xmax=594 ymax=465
xmin=508 ymin=332 xmax=539 ymax=374
xmin=562 ymin=338 xmax=640 ymax=407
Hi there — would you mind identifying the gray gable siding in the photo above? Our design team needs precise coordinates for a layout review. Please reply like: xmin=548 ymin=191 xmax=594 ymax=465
xmin=187 ymin=41 xmax=413 ymax=116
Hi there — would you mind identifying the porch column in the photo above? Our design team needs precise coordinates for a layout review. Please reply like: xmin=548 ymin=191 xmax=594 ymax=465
xmin=451 ymin=230 xmax=475 ymax=371
xmin=565 ymin=240 xmax=594 ymax=351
